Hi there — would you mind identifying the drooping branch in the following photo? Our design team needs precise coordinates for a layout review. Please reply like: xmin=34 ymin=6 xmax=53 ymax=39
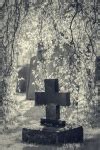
xmin=1 ymin=0 xmax=98 ymax=127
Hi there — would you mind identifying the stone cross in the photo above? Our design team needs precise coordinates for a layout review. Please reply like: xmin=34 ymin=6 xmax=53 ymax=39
xmin=22 ymin=79 xmax=83 ymax=144
xmin=35 ymin=79 xmax=70 ymax=127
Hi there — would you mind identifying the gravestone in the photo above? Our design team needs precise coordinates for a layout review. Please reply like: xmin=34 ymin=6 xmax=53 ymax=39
xmin=22 ymin=79 xmax=83 ymax=145
xmin=26 ymin=56 xmax=37 ymax=99
xmin=16 ymin=64 xmax=30 ymax=93
xmin=26 ymin=42 xmax=45 ymax=100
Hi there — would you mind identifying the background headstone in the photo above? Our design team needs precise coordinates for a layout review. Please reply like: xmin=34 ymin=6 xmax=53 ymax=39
xmin=16 ymin=64 xmax=30 ymax=93
xmin=26 ymin=56 xmax=37 ymax=100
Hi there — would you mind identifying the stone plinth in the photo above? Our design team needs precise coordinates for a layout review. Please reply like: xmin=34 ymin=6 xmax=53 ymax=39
xmin=41 ymin=118 xmax=66 ymax=128
xmin=22 ymin=126 xmax=83 ymax=145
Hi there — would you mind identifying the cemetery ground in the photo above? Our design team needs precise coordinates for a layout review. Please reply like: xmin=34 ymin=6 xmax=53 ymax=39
xmin=0 ymin=93 xmax=100 ymax=150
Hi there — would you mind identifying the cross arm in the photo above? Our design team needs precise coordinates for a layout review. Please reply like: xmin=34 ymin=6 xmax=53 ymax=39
xmin=35 ymin=92 xmax=70 ymax=106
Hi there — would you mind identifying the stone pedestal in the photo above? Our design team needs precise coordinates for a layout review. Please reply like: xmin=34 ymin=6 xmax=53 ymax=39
xmin=41 ymin=118 xmax=66 ymax=127
xmin=22 ymin=126 xmax=83 ymax=145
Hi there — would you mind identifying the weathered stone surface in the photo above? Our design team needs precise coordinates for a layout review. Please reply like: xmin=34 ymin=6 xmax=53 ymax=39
xmin=41 ymin=118 xmax=66 ymax=128
xmin=46 ymin=104 xmax=60 ymax=120
xmin=35 ymin=79 xmax=70 ymax=106
xmin=35 ymin=92 xmax=70 ymax=106
xmin=44 ymin=79 xmax=59 ymax=93
xmin=22 ymin=126 xmax=83 ymax=144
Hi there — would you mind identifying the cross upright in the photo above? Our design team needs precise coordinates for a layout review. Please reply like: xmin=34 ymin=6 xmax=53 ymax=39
xmin=35 ymin=79 xmax=70 ymax=127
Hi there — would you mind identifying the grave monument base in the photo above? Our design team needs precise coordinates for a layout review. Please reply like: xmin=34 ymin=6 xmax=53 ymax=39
xmin=41 ymin=118 xmax=66 ymax=127
xmin=22 ymin=126 xmax=83 ymax=145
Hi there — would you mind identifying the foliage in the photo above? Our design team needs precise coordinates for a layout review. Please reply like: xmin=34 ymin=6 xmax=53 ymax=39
xmin=1 ymin=0 xmax=98 ymax=128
